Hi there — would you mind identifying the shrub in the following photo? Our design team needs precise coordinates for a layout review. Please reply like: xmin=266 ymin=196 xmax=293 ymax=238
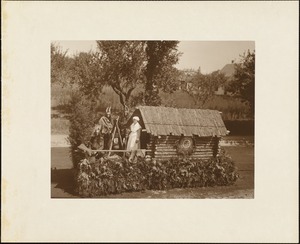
xmin=68 ymin=92 xmax=99 ymax=168
xmin=75 ymin=150 xmax=239 ymax=197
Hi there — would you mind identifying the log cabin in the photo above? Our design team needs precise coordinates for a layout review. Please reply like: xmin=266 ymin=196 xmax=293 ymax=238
xmin=127 ymin=106 xmax=229 ymax=161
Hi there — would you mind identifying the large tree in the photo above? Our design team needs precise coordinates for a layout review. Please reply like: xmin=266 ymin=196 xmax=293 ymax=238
xmin=73 ymin=41 xmax=181 ymax=109
xmin=144 ymin=41 xmax=181 ymax=105
xmin=73 ymin=41 xmax=180 ymax=107
xmin=227 ymin=50 xmax=255 ymax=117
xmin=95 ymin=41 xmax=147 ymax=108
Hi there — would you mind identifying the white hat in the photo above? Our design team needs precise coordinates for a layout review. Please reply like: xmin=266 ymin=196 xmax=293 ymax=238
xmin=133 ymin=116 xmax=140 ymax=121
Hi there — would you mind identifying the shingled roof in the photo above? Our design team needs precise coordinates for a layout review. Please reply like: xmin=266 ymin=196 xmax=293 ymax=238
xmin=129 ymin=106 xmax=228 ymax=137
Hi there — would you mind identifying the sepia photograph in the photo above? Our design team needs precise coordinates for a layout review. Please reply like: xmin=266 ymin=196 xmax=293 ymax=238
xmin=51 ymin=40 xmax=255 ymax=199
xmin=3 ymin=1 xmax=298 ymax=242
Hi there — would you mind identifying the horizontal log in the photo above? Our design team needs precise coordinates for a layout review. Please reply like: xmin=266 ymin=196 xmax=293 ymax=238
xmin=154 ymin=152 xmax=214 ymax=156
xmin=154 ymin=152 xmax=177 ymax=155
xmin=155 ymin=150 xmax=214 ymax=154
xmin=195 ymin=143 xmax=217 ymax=146
xmin=194 ymin=149 xmax=215 ymax=152
xmin=152 ymin=135 xmax=218 ymax=137
xmin=154 ymin=141 xmax=218 ymax=145
xmin=153 ymin=149 xmax=177 ymax=152
xmin=151 ymin=143 xmax=217 ymax=148
xmin=154 ymin=156 xmax=211 ymax=160
xmin=192 ymin=153 xmax=213 ymax=156
xmin=150 ymin=140 xmax=178 ymax=143
xmin=155 ymin=136 xmax=218 ymax=139
xmin=192 ymin=154 xmax=214 ymax=157
xmin=152 ymin=139 xmax=217 ymax=143
xmin=154 ymin=156 xmax=213 ymax=160
xmin=154 ymin=152 xmax=214 ymax=155
xmin=190 ymin=157 xmax=212 ymax=160
xmin=154 ymin=154 xmax=212 ymax=158
xmin=153 ymin=148 xmax=215 ymax=152
xmin=154 ymin=154 xmax=214 ymax=158
xmin=154 ymin=145 xmax=176 ymax=147
xmin=154 ymin=148 xmax=214 ymax=152
xmin=155 ymin=137 xmax=218 ymax=141
xmin=201 ymin=143 xmax=219 ymax=145
xmin=154 ymin=143 xmax=216 ymax=147
xmin=155 ymin=136 xmax=181 ymax=139
xmin=155 ymin=146 xmax=177 ymax=149
xmin=189 ymin=158 xmax=214 ymax=160
xmin=149 ymin=141 xmax=219 ymax=146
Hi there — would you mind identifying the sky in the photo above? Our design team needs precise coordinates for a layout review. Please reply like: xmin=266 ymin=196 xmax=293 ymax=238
xmin=56 ymin=40 xmax=255 ymax=74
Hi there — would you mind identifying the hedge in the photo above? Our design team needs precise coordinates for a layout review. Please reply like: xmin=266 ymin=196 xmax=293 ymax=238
xmin=75 ymin=150 xmax=239 ymax=197
xmin=68 ymin=92 xmax=99 ymax=168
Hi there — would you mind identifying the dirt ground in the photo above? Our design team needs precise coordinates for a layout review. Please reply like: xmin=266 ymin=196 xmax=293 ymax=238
xmin=51 ymin=142 xmax=254 ymax=199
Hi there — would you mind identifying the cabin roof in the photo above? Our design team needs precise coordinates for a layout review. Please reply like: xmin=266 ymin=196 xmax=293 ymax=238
xmin=128 ymin=106 xmax=228 ymax=137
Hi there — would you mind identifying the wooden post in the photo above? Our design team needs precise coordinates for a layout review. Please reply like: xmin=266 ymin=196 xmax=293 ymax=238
xmin=108 ymin=117 xmax=119 ymax=156
xmin=116 ymin=120 xmax=123 ymax=148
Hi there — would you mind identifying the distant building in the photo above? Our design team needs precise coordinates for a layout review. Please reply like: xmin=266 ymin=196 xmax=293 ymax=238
xmin=220 ymin=63 xmax=235 ymax=77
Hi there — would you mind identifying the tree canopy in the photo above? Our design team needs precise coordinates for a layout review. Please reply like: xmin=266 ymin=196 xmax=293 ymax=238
xmin=71 ymin=41 xmax=181 ymax=109
xmin=51 ymin=43 xmax=72 ymax=85
xmin=144 ymin=41 xmax=181 ymax=105
xmin=227 ymin=50 xmax=255 ymax=117
xmin=95 ymin=41 xmax=147 ymax=107
xmin=71 ymin=51 xmax=104 ymax=98
xmin=185 ymin=69 xmax=228 ymax=106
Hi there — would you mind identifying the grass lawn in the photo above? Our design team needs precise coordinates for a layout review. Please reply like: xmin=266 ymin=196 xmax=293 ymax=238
xmin=51 ymin=118 xmax=70 ymax=134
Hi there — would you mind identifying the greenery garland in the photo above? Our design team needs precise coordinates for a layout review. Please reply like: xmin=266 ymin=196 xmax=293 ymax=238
xmin=75 ymin=149 xmax=239 ymax=197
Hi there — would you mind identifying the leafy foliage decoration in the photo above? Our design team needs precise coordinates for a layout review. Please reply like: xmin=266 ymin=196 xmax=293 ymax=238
xmin=75 ymin=150 xmax=239 ymax=197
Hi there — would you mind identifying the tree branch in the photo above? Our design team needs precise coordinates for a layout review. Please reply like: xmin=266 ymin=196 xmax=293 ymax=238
xmin=125 ymin=87 xmax=135 ymax=101
xmin=112 ymin=85 xmax=126 ymax=107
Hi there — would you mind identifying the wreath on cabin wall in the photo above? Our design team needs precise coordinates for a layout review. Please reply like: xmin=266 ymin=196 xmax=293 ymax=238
xmin=176 ymin=136 xmax=195 ymax=156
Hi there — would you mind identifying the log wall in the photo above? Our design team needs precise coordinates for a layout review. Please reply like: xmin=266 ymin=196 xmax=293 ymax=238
xmin=146 ymin=135 xmax=221 ymax=161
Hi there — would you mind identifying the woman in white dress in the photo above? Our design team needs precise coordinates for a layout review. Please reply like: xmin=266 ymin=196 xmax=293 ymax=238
xmin=126 ymin=116 xmax=142 ymax=151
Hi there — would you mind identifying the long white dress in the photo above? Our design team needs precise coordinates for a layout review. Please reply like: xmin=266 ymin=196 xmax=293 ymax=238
xmin=126 ymin=122 xmax=141 ymax=151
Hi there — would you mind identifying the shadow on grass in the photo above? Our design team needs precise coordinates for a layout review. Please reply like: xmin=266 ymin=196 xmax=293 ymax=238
xmin=51 ymin=168 xmax=77 ymax=196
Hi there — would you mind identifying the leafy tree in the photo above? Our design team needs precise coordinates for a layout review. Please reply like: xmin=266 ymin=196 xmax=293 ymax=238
xmin=186 ymin=69 xmax=228 ymax=106
xmin=71 ymin=52 xmax=104 ymax=98
xmin=51 ymin=43 xmax=72 ymax=84
xmin=144 ymin=41 xmax=181 ymax=105
xmin=227 ymin=50 xmax=255 ymax=117
xmin=71 ymin=41 xmax=181 ymax=109
xmin=95 ymin=41 xmax=147 ymax=108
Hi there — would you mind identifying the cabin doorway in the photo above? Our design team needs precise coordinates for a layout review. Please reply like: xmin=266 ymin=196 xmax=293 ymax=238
xmin=140 ymin=130 xmax=150 ymax=149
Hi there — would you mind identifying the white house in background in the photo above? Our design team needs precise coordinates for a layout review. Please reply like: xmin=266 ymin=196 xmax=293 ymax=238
xmin=220 ymin=63 xmax=235 ymax=77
